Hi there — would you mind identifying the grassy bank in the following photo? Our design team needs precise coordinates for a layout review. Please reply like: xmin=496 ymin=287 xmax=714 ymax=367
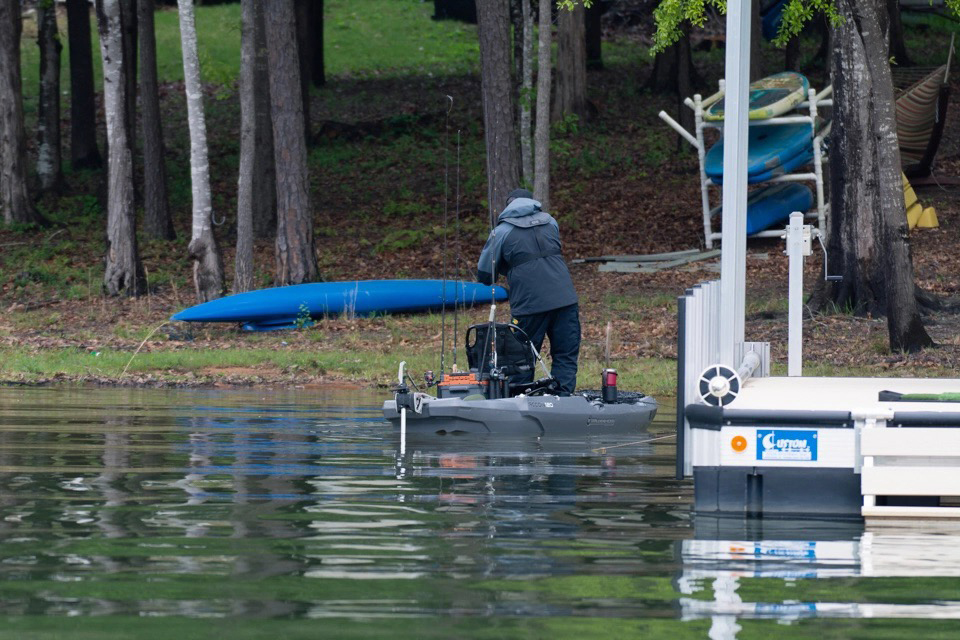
xmin=4 ymin=4 xmax=960 ymax=393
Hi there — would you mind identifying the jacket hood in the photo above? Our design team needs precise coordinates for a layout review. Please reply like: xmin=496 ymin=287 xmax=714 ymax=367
xmin=497 ymin=197 xmax=544 ymax=226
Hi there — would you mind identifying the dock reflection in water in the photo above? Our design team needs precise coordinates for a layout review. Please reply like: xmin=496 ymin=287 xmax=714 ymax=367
xmin=0 ymin=387 xmax=957 ymax=637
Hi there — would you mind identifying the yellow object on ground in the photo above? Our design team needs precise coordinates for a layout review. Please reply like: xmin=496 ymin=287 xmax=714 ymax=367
xmin=902 ymin=173 xmax=939 ymax=230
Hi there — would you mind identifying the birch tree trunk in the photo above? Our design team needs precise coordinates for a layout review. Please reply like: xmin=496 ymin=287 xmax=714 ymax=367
xmin=477 ymin=0 xmax=520 ymax=226
xmin=265 ymin=0 xmax=320 ymax=285
xmin=552 ymin=2 xmax=589 ymax=123
xmin=66 ymin=0 xmax=103 ymax=169
xmin=532 ymin=0 xmax=551 ymax=210
xmin=96 ymin=0 xmax=145 ymax=296
xmin=139 ymin=0 xmax=174 ymax=239
xmin=519 ymin=0 xmax=533 ymax=186
xmin=178 ymin=0 xmax=224 ymax=302
xmin=37 ymin=0 xmax=64 ymax=193
xmin=824 ymin=0 xmax=932 ymax=352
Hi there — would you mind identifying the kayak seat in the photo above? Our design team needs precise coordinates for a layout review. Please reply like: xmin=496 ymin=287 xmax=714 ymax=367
xmin=465 ymin=322 xmax=536 ymax=385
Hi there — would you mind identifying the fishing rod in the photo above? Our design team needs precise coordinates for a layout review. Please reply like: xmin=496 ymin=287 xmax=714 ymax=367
xmin=440 ymin=95 xmax=453 ymax=377
xmin=452 ymin=128 xmax=462 ymax=371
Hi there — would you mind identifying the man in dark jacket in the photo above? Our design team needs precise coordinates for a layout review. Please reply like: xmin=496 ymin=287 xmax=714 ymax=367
xmin=477 ymin=188 xmax=580 ymax=394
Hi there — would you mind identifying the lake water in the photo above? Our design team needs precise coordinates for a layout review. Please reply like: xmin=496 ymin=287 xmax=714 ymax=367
xmin=0 ymin=387 xmax=958 ymax=639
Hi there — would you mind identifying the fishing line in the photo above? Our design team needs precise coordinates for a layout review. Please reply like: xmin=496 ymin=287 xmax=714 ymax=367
xmin=120 ymin=321 xmax=167 ymax=378
xmin=592 ymin=433 xmax=676 ymax=454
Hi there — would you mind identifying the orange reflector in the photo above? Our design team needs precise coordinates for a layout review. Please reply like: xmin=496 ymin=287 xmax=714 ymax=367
xmin=731 ymin=435 xmax=747 ymax=452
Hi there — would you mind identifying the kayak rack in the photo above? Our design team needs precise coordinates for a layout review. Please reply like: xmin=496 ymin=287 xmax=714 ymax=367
xmin=660 ymin=82 xmax=833 ymax=249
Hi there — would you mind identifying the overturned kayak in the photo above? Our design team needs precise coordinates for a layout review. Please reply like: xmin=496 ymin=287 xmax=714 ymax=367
xmin=382 ymin=390 xmax=658 ymax=436
xmin=171 ymin=279 xmax=508 ymax=331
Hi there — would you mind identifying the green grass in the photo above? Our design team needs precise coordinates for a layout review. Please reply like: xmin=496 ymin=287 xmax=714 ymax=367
xmin=19 ymin=0 xmax=480 ymax=112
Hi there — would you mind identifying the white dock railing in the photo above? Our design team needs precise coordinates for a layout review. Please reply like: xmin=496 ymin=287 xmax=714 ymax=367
xmin=859 ymin=412 xmax=960 ymax=518
xmin=677 ymin=281 xmax=722 ymax=478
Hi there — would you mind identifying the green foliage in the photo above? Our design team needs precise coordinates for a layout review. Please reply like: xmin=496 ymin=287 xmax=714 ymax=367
xmin=295 ymin=303 xmax=313 ymax=330
xmin=651 ymin=0 xmax=727 ymax=54
xmin=772 ymin=0 xmax=842 ymax=47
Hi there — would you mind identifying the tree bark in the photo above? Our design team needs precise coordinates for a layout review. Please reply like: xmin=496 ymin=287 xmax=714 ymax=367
xmin=0 ymin=0 xmax=42 ymax=226
xmin=310 ymin=0 xmax=325 ymax=87
xmin=477 ymin=0 xmax=520 ymax=225
xmin=121 ymin=0 xmax=138 ymax=146
xmin=825 ymin=0 xmax=932 ymax=352
xmin=785 ymin=35 xmax=801 ymax=71
xmin=519 ymin=0 xmax=533 ymax=186
xmin=96 ymin=0 xmax=146 ymax=296
xmin=751 ymin=0 xmax=762 ymax=80
xmin=178 ymin=0 xmax=225 ymax=302
xmin=552 ymin=2 xmax=590 ymax=123
xmin=532 ymin=0 xmax=551 ymax=210
xmin=236 ymin=0 xmax=258 ymax=293
xmin=585 ymin=0 xmax=603 ymax=70
xmin=66 ymin=0 xmax=103 ymax=169
xmin=265 ymin=0 xmax=320 ymax=285
xmin=139 ymin=0 xmax=174 ymax=239
xmin=645 ymin=28 xmax=697 ymax=93
xmin=252 ymin=1 xmax=277 ymax=238
xmin=295 ymin=0 xmax=313 ymax=145
xmin=37 ymin=0 xmax=64 ymax=193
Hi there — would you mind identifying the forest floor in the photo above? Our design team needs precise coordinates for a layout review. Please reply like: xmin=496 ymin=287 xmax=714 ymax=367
xmin=2 ymin=9 xmax=960 ymax=393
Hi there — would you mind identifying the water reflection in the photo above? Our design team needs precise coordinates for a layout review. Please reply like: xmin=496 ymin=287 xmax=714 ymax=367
xmin=0 ymin=387 xmax=957 ymax=636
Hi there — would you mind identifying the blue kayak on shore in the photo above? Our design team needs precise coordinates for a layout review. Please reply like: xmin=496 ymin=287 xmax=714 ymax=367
xmin=171 ymin=280 xmax=509 ymax=331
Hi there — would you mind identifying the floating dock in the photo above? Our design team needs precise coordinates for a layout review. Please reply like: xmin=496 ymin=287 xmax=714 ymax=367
xmin=676 ymin=0 xmax=959 ymax=523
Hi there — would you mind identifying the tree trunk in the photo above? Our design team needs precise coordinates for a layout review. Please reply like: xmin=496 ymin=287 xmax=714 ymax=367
xmin=265 ymin=0 xmax=320 ymax=285
xmin=532 ymin=0 xmax=551 ymax=210
xmin=310 ymin=0 xmax=325 ymax=87
xmin=0 ymin=0 xmax=42 ymax=226
xmin=37 ymin=0 xmax=64 ymax=193
xmin=295 ymin=0 xmax=313 ymax=145
xmin=825 ymin=0 xmax=932 ymax=352
xmin=645 ymin=28 xmax=697 ymax=93
xmin=96 ymin=0 xmax=146 ymax=296
xmin=519 ymin=0 xmax=533 ymax=186
xmin=121 ymin=0 xmax=138 ymax=146
xmin=646 ymin=26 xmax=696 ymax=145
xmin=236 ymin=0 xmax=258 ymax=293
xmin=751 ymin=0 xmax=762 ymax=80
xmin=139 ymin=0 xmax=174 ymax=239
xmin=178 ymin=0 xmax=225 ymax=302
xmin=552 ymin=2 xmax=590 ymax=123
xmin=585 ymin=0 xmax=603 ymax=70
xmin=66 ymin=0 xmax=103 ymax=169
xmin=785 ymin=35 xmax=801 ymax=71
xmin=477 ymin=0 xmax=520 ymax=225
xmin=252 ymin=1 xmax=277 ymax=238
xmin=886 ymin=0 xmax=911 ymax=66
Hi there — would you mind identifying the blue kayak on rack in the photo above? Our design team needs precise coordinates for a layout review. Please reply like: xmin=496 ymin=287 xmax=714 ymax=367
xmin=710 ymin=182 xmax=814 ymax=235
xmin=705 ymin=123 xmax=813 ymax=180
xmin=171 ymin=280 xmax=509 ymax=331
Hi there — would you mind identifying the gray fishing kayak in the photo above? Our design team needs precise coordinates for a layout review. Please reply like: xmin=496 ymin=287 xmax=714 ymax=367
xmin=382 ymin=391 xmax=658 ymax=436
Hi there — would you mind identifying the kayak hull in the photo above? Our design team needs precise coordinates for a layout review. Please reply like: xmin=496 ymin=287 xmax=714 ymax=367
xmin=171 ymin=279 xmax=508 ymax=330
xmin=382 ymin=393 xmax=658 ymax=436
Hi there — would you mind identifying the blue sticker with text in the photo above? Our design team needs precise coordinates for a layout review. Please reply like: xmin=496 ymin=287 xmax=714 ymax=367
xmin=756 ymin=429 xmax=818 ymax=461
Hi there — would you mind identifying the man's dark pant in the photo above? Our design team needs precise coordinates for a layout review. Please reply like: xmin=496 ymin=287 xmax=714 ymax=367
xmin=512 ymin=303 xmax=580 ymax=394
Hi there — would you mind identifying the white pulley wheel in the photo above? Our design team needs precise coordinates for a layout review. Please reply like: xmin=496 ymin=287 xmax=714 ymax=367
xmin=698 ymin=364 xmax=742 ymax=407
